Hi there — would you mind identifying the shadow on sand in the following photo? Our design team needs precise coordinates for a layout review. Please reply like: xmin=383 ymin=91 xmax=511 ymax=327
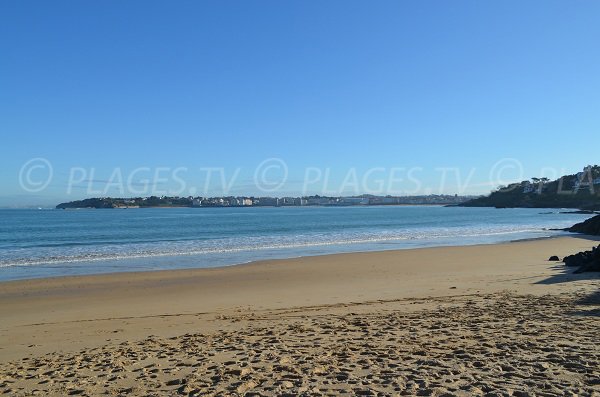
xmin=536 ymin=267 xmax=600 ymax=317
xmin=572 ymin=290 xmax=600 ymax=317
xmin=534 ymin=264 xmax=600 ymax=285
xmin=535 ymin=234 xmax=600 ymax=316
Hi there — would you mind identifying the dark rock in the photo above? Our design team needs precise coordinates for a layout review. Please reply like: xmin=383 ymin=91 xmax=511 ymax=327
xmin=548 ymin=255 xmax=560 ymax=261
xmin=562 ymin=244 xmax=600 ymax=273
xmin=566 ymin=215 xmax=600 ymax=235
xmin=559 ymin=210 xmax=597 ymax=214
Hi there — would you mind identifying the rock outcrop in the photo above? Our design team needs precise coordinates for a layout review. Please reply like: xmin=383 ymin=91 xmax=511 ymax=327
xmin=566 ymin=215 xmax=600 ymax=235
xmin=563 ymin=244 xmax=600 ymax=273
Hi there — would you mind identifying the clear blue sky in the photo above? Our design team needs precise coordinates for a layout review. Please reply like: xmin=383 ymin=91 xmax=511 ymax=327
xmin=1 ymin=1 xmax=599 ymax=206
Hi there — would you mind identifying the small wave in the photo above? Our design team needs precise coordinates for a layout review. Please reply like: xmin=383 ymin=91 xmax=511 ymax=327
xmin=0 ymin=227 xmax=559 ymax=268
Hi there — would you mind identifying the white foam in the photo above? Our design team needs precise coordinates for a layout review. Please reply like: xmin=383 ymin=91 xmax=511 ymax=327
xmin=0 ymin=226 xmax=565 ymax=268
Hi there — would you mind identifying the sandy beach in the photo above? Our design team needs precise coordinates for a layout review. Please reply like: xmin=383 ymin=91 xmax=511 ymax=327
xmin=1 ymin=235 xmax=599 ymax=396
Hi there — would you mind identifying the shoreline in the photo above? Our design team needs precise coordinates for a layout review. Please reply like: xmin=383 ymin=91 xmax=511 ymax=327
xmin=0 ymin=235 xmax=598 ymax=346
xmin=0 ymin=230 xmax=584 ymax=284
xmin=1 ymin=234 xmax=597 ymax=291
xmin=1 ymin=235 xmax=599 ymax=395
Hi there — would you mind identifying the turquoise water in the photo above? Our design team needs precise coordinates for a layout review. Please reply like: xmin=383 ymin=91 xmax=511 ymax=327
xmin=0 ymin=206 xmax=591 ymax=281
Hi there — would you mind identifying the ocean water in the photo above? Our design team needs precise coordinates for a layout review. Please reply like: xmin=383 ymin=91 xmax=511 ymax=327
xmin=0 ymin=206 xmax=591 ymax=281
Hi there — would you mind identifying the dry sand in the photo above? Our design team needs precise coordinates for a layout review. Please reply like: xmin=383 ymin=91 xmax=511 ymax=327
xmin=0 ymin=236 xmax=599 ymax=396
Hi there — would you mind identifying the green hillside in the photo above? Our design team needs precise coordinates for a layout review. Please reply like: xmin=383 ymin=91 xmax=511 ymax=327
xmin=462 ymin=165 xmax=600 ymax=210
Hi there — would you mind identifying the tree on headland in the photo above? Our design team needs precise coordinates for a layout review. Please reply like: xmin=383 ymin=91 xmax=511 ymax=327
xmin=462 ymin=166 xmax=600 ymax=210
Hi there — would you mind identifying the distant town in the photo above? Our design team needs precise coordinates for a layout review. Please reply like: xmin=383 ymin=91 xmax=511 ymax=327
xmin=56 ymin=194 xmax=477 ymax=209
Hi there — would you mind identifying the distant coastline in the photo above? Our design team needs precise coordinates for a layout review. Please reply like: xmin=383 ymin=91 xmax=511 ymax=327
xmin=55 ymin=194 xmax=476 ymax=209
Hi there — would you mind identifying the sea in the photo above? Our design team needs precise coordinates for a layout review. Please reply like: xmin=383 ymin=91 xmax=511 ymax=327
xmin=0 ymin=206 xmax=592 ymax=282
